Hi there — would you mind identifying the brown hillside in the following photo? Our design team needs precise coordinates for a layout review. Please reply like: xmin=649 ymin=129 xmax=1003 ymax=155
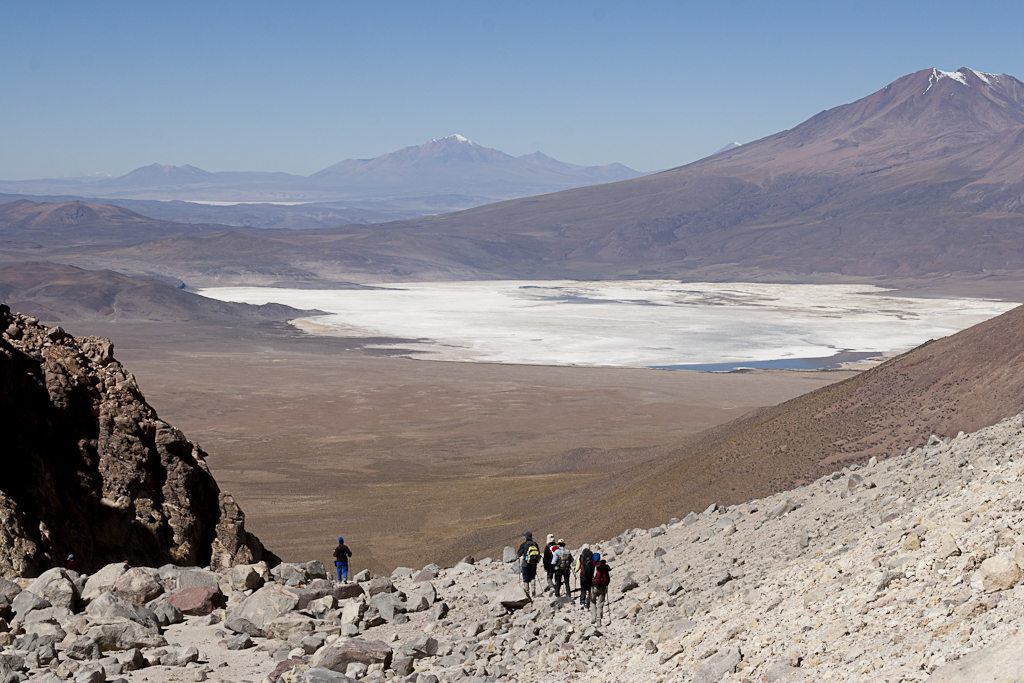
xmin=482 ymin=301 xmax=1024 ymax=553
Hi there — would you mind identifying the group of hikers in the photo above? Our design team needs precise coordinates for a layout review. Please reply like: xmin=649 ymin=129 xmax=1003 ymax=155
xmin=331 ymin=533 xmax=612 ymax=625
xmin=517 ymin=532 xmax=611 ymax=625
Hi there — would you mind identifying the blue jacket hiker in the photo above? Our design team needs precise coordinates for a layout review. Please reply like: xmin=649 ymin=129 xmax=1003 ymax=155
xmin=333 ymin=537 xmax=352 ymax=582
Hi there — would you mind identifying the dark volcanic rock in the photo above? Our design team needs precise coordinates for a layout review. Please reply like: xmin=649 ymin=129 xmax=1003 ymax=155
xmin=0 ymin=305 xmax=277 ymax=577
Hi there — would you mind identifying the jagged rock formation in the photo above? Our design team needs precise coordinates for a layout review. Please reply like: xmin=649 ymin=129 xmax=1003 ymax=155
xmin=0 ymin=305 xmax=275 ymax=577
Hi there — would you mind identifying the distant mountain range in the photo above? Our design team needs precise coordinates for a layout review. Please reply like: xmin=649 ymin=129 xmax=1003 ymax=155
xmin=3 ymin=67 xmax=1024 ymax=290
xmin=0 ymin=135 xmax=647 ymax=204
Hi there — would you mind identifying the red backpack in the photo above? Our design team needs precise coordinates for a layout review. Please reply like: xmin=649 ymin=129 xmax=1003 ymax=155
xmin=592 ymin=562 xmax=610 ymax=587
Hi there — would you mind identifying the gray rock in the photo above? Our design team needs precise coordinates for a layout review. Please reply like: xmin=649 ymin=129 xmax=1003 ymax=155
xmin=309 ymin=638 xmax=393 ymax=672
xmin=767 ymin=499 xmax=799 ymax=520
xmin=152 ymin=600 xmax=185 ymax=626
xmin=224 ymin=584 xmax=299 ymax=637
xmin=502 ymin=546 xmax=517 ymax=563
xmin=173 ymin=567 xmax=220 ymax=592
xmin=224 ymin=633 xmax=254 ymax=650
xmin=305 ymin=561 xmax=329 ymax=580
xmin=74 ymin=665 xmax=105 ymax=683
xmin=495 ymin=584 xmax=531 ymax=611
xmin=391 ymin=654 xmax=415 ymax=677
xmin=365 ymin=577 xmax=395 ymax=596
xmin=368 ymin=592 xmax=405 ymax=622
xmin=694 ymin=646 xmax=742 ymax=683
xmin=65 ymin=636 xmax=102 ymax=661
xmin=119 ymin=648 xmax=146 ymax=671
xmin=300 ymin=667 xmax=358 ymax=683
xmin=11 ymin=590 xmax=50 ymax=619
xmin=412 ymin=569 xmax=437 ymax=583
xmin=86 ymin=592 xmax=160 ymax=629
xmin=649 ymin=526 xmax=666 ymax=538
xmin=113 ymin=568 xmax=164 ymax=606
xmin=86 ymin=618 xmax=167 ymax=651
xmin=226 ymin=564 xmax=264 ymax=592
xmin=81 ymin=563 xmax=129 ymax=603
xmin=278 ymin=564 xmax=310 ymax=586
xmin=620 ymin=572 xmax=639 ymax=593
xmin=405 ymin=594 xmax=430 ymax=613
xmin=353 ymin=570 xmax=371 ymax=582
xmin=339 ymin=599 xmax=367 ymax=626
xmin=929 ymin=632 xmax=1024 ymax=682
xmin=27 ymin=568 xmax=79 ymax=611
xmin=766 ymin=661 xmax=805 ymax=682
xmin=682 ymin=512 xmax=700 ymax=526
xmin=401 ymin=635 xmax=439 ymax=659
xmin=391 ymin=567 xmax=415 ymax=579
xmin=428 ymin=602 xmax=450 ymax=622
xmin=177 ymin=645 xmax=200 ymax=665
xmin=971 ymin=554 xmax=1022 ymax=592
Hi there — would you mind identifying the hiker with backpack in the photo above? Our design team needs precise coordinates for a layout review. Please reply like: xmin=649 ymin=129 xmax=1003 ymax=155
xmin=590 ymin=554 xmax=611 ymax=625
xmin=333 ymin=537 xmax=352 ymax=583
xmin=576 ymin=544 xmax=594 ymax=609
xmin=552 ymin=539 xmax=573 ymax=598
xmin=542 ymin=534 xmax=557 ymax=593
xmin=517 ymin=532 xmax=541 ymax=597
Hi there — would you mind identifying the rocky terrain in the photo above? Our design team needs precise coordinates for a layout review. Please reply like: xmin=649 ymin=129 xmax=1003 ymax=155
xmin=0 ymin=305 xmax=276 ymax=576
xmin=3 ymin=408 xmax=1023 ymax=682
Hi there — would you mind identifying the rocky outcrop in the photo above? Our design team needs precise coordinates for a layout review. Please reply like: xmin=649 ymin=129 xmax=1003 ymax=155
xmin=0 ymin=304 xmax=276 ymax=577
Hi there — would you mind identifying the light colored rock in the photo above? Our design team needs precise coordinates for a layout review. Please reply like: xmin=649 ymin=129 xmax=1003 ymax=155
xmin=309 ymin=638 xmax=393 ymax=673
xmin=928 ymin=632 xmax=1024 ymax=682
xmin=971 ymin=554 xmax=1022 ymax=592
xmin=81 ymin=563 xmax=129 ymax=603
xmin=27 ymin=568 xmax=78 ymax=611
xmin=694 ymin=646 xmax=741 ymax=683
xmin=495 ymin=583 xmax=531 ymax=610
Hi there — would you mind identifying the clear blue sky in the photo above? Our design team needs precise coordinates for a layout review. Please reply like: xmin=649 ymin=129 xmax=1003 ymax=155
xmin=3 ymin=0 xmax=1023 ymax=179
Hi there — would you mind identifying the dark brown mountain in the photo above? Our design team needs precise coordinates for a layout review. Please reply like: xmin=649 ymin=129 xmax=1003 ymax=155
xmin=522 ymin=300 xmax=1024 ymax=547
xmin=96 ymin=67 xmax=1024 ymax=284
xmin=0 ymin=262 xmax=318 ymax=323
xmin=0 ymin=307 xmax=276 ymax=576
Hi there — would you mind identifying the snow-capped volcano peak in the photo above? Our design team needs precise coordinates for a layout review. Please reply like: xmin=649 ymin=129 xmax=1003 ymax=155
xmin=429 ymin=134 xmax=472 ymax=144
xmin=923 ymin=67 xmax=1006 ymax=94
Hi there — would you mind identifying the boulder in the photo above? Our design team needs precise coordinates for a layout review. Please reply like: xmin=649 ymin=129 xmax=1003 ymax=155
xmin=365 ymin=577 xmax=394 ymax=596
xmin=85 ymin=592 xmax=159 ymax=629
xmin=401 ymin=635 xmax=438 ymax=659
xmin=971 ymin=554 xmax=1023 ymax=593
xmin=169 ymin=586 xmax=225 ymax=615
xmin=368 ymin=592 xmax=405 ymax=622
xmin=405 ymin=594 xmax=430 ymax=613
xmin=225 ymin=583 xmax=299 ymax=637
xmin=174 ymin=567 xmax=220 ymax=592
xmin=305 ymin=561 xmax=329 ymax=580
xmin=300 ymin=667 xmax=358 ymax=683
xmin=503 ymin=546 xmax=517 ymax=563
xmin=929 ymin=632 xmax=1024 ymax=682
xmin=935 ymin=533 xmax=962 ymax=559
xmin=339 ymin=599 xmax=367 ymax=626
xmin=412 ymin=569 xmax=437 ymax=583
xmin=152 ymin=600 xmax=184 ymax=626
xmin=278 ymin=563 xmax=310 ymax=586
xmin=495 ymin=584 xmax=531 ymax=610
xmin=11 ymin=590 xmax=50 ymax=620
xmin=81 ymin=563 xmax=129 ymax=603
xmin=114 ymin=568 xmax=164 ymax=606
xmin=0 ymin=579 xmax=22 ymax=602
xmin=223 ymin=633 xmax=253 ymax=650
xmin=694 ymin=646 xmax=742 ymax=683
xmin=86 ymin=618 xmax=166 ymax=651
xmin=310 ymin=638 xmax=393 ymax=673
xmin=767 ymin=499 xmax=799 ymax=520
xmin=226 ymin=564 xmax=264 ymax=591
xmin=333 ymin=583 xmax=365 ymax=601
xmin=428 ymin=602 xmax=449 ymax=621
xmin=64 ymin=637 xmax=101 ymax=661
xmin=266 ymin=614 xmax=314 ymax=641
xmin=27 ymin=568 xmax=79 ymax=611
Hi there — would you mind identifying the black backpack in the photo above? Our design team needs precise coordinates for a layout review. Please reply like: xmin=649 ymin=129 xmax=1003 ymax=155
xmin=592 ymin=562 xmax=610 ymax=587
xmin=579 ymin=549 xmax=594 ymax=578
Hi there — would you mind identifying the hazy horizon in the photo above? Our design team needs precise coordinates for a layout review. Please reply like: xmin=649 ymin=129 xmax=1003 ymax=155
xmin=4 ymin=2 xmax=1024 ymax=180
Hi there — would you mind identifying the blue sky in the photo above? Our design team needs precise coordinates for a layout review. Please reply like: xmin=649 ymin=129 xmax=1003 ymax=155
xmin=3 ymin=1 xmax=1023 ymax=179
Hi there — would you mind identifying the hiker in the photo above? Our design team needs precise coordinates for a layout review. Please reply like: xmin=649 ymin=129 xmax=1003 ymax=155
xmin=552 ymin=539 xmax=573 ymax=598
xmin=576 ymin=544 xmax=594 ymax=609
xmin=65 ymin=554 xmax=81 ymax=572
xmin=542 ymin=533 xmax=557 ymax=593
xmin=517 ymin=532 xmax=541 ymax=596
xmin=590 ymin=554 xmax=611 ymax=625
xmin=333 ymin=537 xmax=352 ymax=583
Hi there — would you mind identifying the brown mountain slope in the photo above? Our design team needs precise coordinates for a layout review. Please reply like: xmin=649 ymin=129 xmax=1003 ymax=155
xmin=0 ymin=261 xmax=317 ymax=322
xmin=94 ymin=67 xmax=1024 ymax=284
xmin=462 ymin=301 xmax=1024 ymax=555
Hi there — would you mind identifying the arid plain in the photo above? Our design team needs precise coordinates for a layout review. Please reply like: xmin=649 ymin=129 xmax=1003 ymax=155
xmin=68 ymin=318 xmax=860 ymax=574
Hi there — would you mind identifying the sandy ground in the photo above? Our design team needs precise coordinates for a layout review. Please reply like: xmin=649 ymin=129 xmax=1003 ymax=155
xmin=65 ymin=320 xmax=858 ymax=575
